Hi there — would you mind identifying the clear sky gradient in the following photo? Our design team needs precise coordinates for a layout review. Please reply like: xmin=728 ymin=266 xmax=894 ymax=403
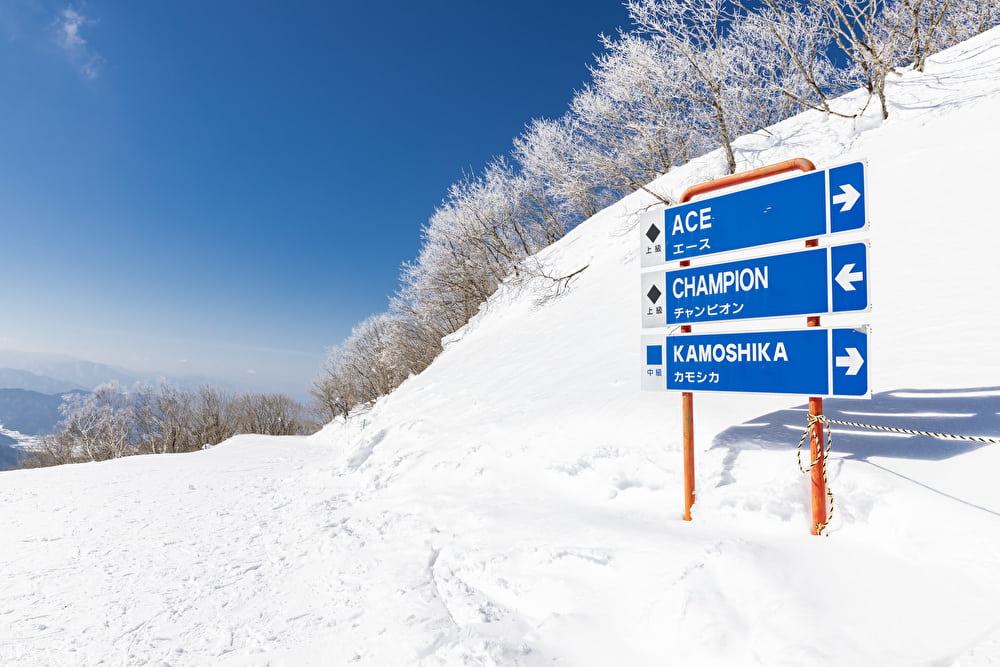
xmin=0 ymin=1 xmax=630 ymax=397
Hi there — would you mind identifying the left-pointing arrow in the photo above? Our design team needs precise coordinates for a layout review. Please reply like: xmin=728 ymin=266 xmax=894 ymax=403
xmin=834 ymin=262 xmax=864 ymax=291
xmin=835 ymin=347 xmax=865 ymax=376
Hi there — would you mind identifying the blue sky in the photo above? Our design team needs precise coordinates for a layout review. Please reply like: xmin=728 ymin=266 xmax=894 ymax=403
xmin=0 ymin=1 xmax=630 ymax=398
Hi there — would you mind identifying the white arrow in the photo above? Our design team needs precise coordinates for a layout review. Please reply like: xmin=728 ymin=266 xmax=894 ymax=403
xmin=831 ymin=183 xmax=861 ymax=212
xmin=835 ymin=347 xmax=865 ymax=376
xmin=834 ymin=262 xmax=864 ymax=291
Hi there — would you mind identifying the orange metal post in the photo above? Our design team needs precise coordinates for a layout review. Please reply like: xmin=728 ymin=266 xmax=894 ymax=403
xmin=806 ymin=239 xmax=827 ymax=535
xmin=808 ymin=394 xmax=826 ymax=534
xmin=680 ymin=262 xmax=694 ymax=521
xmin=682 ymin=389 xmax=694 ymax=520
xmin=676 ymin=158 xmax=817 ymax=523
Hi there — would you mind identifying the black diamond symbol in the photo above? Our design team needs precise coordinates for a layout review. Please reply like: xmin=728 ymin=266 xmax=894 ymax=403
xmin=647 ymin=284 xmax=662 ymax=303
xmin=645 ymin=224 xmax=661 ymax=243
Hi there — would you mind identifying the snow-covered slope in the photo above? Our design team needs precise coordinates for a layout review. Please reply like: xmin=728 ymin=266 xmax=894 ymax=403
xmin=4 ymin=28 xmax=1000 ymax=666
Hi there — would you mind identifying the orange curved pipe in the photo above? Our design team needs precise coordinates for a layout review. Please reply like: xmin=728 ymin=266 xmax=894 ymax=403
xmin=679 ymin=158 xmax=816 ymax=203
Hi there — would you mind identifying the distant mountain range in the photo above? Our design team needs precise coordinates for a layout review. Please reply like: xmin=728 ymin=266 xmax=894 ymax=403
xmin=0 ymin=368 xmax=86 ymax=394
xmin=0 ymin=349 xmax=146 ymax=392
xmin=0 ymin=348 xmax=236 ymax=394
xmin=0 ymin=388 xmax=79 ymax=435
xmin=0 ymin=387 xmax=84 ymax=470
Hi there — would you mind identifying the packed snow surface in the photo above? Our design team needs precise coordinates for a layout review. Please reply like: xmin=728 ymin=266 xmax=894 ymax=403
xmin=4 ymin=28 xmax=1000 ymax=667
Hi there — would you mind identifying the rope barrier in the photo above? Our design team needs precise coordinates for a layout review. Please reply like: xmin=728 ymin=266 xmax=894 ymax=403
xmin=796 ymin=417 xmax=834 ymax=534
xmin=806 ymin=415 xmax=1000 ymax=444
xmin=796 ymin=415 xmax=1000 ymax=535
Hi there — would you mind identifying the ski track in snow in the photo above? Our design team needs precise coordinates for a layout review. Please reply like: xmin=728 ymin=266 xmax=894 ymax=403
xmin=4 ymin=27 xmax=1000 ymax=667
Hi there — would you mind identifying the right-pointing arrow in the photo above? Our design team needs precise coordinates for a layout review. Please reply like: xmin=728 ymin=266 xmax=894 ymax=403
xmin=834 ymin=262 xmax=864 ymax=291
xmin=835 ymin=347 xmax=865 ymax=376
xmin=831 ymin=183 xmax=861 ymax=212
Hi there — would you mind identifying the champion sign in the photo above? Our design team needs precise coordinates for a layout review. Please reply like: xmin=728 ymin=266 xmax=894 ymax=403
xmin=641 ymin=243 xmax=869 ymax=327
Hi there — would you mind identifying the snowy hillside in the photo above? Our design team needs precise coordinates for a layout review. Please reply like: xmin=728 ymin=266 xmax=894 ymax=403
xmin=4 ymin=28 xmax=1000 ymax=666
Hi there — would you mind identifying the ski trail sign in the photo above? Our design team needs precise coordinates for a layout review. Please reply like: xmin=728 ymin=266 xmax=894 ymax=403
xmin=641 ymin=327 xmax=870 ymax=397
xmin=641 ymin=242 xmax=869 ymax=327
xmin=640 ymin=161 xmax=867 ymax=267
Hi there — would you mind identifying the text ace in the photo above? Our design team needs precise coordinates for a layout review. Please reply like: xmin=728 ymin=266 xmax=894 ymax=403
xmin=672 ymin=207 xmax=713 ymax=235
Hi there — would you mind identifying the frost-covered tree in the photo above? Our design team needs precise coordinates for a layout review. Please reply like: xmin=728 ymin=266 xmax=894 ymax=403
xmin=570 ymin=32 xmax=707 ymax=204
xmin=189 ymin=385 xmax=238 ymax=447
xmin=808 ymin=0 xmax=911 ymax=119
xmin=881 ymin=0 xmax=956 ymax=72
xmin=22 ymin=383 xmax=309 ymax=468
xmin=513 ymin=116 xmax=606 ymax=223
xmin=235 ymin=392 xmax=306 ymax=436
xmin=310 ymin=313 xmax=422 ymax=420
xmin=392 ymin=159 xmax=557 ymax=350
xmin=310 ymin=345 xmax=360 ymax=422
xmin=624 ymin=0 xmax=787 ymax=173
xmin=28 ymin=431 xmax=78 ymax=467
xmin=938 ymin=0 xmax=1000 ymax=45
xmin=738 ymin=0 xmax=852 ymax=115
xmin=880 ymin=0 xmax=999 ymax=72
xmin=392 ymin=253 xmax=474 ymax=359
xmin=133 ymin=381 xmax=193 ymax=454
xmin=57 ymin=382 xmax=134 ymax=461
xmin=443 ymin=163 xmax=532 ymax=281
xmin=344 ymin=314 xmax=412 ymax=401
xmin=316 ymin=159 xmax=576 ymax=422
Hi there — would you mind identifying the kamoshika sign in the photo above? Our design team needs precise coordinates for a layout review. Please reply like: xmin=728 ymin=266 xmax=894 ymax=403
xmin=641 ymin=327 xmax=870 ymax=398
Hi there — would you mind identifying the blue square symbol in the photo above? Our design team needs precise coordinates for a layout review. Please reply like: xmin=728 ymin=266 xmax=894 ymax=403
xmin=646 ymin=344 xmax=663 ymax=366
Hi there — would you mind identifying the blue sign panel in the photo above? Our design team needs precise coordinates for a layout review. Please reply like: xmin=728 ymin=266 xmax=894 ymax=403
xmin=649 ymin=327 xmax=869 ymax=397
xmin=652 ymin=243 xmax=868 ymax=325
xmin=640 ymin=161 xmax=867 ymax=266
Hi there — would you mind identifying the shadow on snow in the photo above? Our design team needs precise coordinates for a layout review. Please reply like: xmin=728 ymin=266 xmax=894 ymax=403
xmin=711 ymin=387 xmax=1000 ymax=517
xmin=712 ymin=386 xmax=1000 ymax=463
